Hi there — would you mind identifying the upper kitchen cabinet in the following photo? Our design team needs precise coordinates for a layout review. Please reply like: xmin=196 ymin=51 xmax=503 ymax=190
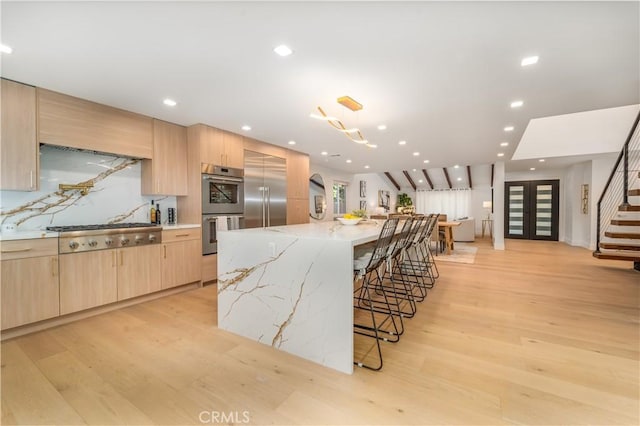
xmin=141 ymin=119 xmax=188 ymax=196
xmin=192 ymin=124 xmax=243 ymax=168
xmin=37 ymin=88 xmax=153 ymax=158
xmin=1 ymin=79 xmax=38 ymax=191
xmin=286 ymin=149 xmax=310 ymax=199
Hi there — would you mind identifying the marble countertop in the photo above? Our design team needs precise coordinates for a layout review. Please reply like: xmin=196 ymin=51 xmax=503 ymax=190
xmin=231 ymin=220 xmax=386 ymax=246
xmin=162 ymin=223 xmax=200 ymax=230
xmin=0 ymin=230 xmax=59 ymax=241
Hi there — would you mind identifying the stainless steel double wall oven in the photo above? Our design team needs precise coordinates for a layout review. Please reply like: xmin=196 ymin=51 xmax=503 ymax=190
xmin=201 ymin=164 xmax=244 ymax=255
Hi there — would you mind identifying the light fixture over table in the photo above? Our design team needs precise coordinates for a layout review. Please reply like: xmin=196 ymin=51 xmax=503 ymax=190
xmin=310 ymin=96 xmax=375 ymax=148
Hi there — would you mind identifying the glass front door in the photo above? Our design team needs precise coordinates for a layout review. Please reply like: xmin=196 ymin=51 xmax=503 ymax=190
xmin=505 ymin=180 xmax=559 ymax=240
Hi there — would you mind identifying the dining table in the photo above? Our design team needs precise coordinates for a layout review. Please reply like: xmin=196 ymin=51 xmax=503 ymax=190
xmin=437 ymin=221 xmax=461 ymax=255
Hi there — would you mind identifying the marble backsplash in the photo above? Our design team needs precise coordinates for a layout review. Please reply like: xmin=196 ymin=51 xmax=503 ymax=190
xmin=0 ymin=145 xmax=177 ymax=231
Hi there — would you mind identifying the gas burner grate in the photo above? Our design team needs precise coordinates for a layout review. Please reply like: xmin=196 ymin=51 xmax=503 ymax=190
xmin=47 ymin=223 xmax=157 ymax=232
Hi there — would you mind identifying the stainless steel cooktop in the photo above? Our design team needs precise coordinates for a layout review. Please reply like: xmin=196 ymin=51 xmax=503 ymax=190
xmin=47 ymin=223 xmax=162 ymax=254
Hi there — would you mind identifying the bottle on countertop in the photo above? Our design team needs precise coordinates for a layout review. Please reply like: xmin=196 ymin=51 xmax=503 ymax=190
xmin=150 ymin=200 xmax=157 ymax=224
xmin=156 ymin=203 xmax=161 ymax=225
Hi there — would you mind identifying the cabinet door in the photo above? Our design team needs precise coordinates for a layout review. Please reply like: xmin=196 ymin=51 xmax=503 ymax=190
xmin=141 ymin=120 xmax=188 ymax=195
xmin=162 ymin=239 xmax=201 ymax=289
xmin=38 ymin=88 xmax=153 ymax=158
xmin=197 ymin=124 xmax=224 ymax=166
xmin=1 ymin=78 xmax=37 ymax=191
xmin=117 ymin=245 xmax=162 ymax=301
xmin=59 ymin=250 xmax=117 ymax=315
xmin=1 ymin=256 xmax=59 ymax=329
xmin=286 ymin=150 xmax=310 ymax=199
xmin=286 ymin=198 xmax=310 ymax=225
xmin=222 ymin=130 xmax=244 ymax=168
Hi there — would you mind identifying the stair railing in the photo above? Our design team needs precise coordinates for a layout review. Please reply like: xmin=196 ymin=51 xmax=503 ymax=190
xmin=595 ymin=110 xmax=640 ymax=253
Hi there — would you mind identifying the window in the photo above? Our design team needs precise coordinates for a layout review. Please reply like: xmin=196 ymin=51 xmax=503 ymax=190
xmin=333 ymin=182 xmax=347 ymax=214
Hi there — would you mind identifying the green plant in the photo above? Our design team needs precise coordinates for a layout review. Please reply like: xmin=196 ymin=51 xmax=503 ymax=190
xmin=351 ymin=209 xmax=367 ymax=218
xmin=397 ymin=193 xmax=413 ymax=207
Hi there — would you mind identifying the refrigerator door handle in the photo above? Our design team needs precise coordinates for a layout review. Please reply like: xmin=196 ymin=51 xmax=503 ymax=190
xmin=266 ymin=186 xmax=271 ymax=227
xmin=261 ymin=187 xmax=266 ymax=227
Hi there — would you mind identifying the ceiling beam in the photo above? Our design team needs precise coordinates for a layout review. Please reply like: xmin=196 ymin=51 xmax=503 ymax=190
xmin=491 ymin=163 xmax=495 ymax=188
xmin=384 ymin=172 xmax=401 ymax=191
xmin=422 ymin=169 xmax=433 ymax=189
xmin=442 ymin=167 xmax=452 ymax=189
xmin=402 ymin=170 xmax=417 ymax=191
xmin=467 ymin=165 xmax=473 ymax=189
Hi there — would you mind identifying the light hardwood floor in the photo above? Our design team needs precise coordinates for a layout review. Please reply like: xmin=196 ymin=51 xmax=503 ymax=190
xmin=2 ymin=239 xmax=638 ymax=425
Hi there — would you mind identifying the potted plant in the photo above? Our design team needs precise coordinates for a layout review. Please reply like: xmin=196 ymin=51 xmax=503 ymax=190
xmin=397 ymin=193 xmax=414 ymax=214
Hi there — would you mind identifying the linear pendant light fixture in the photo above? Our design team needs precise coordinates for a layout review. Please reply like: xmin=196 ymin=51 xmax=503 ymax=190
xmin=310 ymin=96 xmax=375 ymax=147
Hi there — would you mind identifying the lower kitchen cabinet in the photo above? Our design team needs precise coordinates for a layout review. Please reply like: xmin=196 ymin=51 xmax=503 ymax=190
xmin=1 ymin=255 xmax=60 ymax=330
xmin=118 ymin=245 xmax=162 ymax=300
xmin=59 ymin=250 xmax=118 ymax=315
xmin=162 ymin=229 xmax=201 ymax=289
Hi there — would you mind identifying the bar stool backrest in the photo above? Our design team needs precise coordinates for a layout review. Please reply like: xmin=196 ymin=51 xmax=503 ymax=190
xmin=412 ymin=214 xmax=433 ymax=246
xmin=364 ymin=217 xmax=399 ymax=273
xmin=389 ymin=217 xmax=414 ymax=259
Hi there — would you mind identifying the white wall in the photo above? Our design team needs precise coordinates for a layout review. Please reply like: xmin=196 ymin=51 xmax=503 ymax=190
xmin=589 ymin=153 xmax=619 ymax=249
xmin=493 ymin=162 xmax=505 ymax=250
xmin=350 ymin=173 xmax=400 ymax=215
xmin=563 ymin=162 xmax=591 ymax=248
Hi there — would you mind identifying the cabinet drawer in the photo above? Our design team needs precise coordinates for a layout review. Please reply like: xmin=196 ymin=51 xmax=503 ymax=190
xmin=162 ymin=228 xmax=201 ymax=243
xmin=0 ymin=239 xmax=58 ymax=261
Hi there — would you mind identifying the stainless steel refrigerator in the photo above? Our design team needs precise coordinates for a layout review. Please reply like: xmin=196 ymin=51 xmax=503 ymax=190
xmin=244 ymin=150 xmax=287 ymax=228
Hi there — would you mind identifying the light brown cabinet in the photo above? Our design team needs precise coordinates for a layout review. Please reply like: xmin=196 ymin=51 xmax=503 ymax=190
xmin=1 ymin=78 xmax=38 ymax=191
xmin=286 ymin=198 xmax=310 ymax=225
xmin=59 ymin=250 xmax=118 ymax=315
xmin=286 ymin=149 xmax=310 ymax=225
xmin=0 ymin=239 xmax=59 ymax=330
xmin=286 ymin=150 xmax=310 ymax=199
xmin=117 ymin=245 xmax=162 ymax=300
xmin=202 ymin=254 xmax=217 ymax=283
xmin=161 ymin=229 xmax=201 ymax=289
xmin=141 ymin=120 xmax=188 ymax=196
xmin=37 ymin=88 xmax=153 ymax=159
xmin=191 ymin=124 xmax=244 ymax=168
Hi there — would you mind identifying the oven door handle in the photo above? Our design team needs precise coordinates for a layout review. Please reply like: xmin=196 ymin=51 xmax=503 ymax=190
xmin=203 ymin=176 xmax=244 ymax=183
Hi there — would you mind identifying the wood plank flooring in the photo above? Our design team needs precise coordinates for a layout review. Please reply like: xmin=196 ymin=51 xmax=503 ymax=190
xmin=1 ymin=239 xmax=638 ymax=425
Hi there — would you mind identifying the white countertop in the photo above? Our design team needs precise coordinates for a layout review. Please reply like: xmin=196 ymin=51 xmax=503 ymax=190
xmin=0 ymin=230 xmax=59 ymax=241
xmin=230 ymin=220 xmax=386 ymax=246
xmin=162 ymin=223 xmax=200 ymax=230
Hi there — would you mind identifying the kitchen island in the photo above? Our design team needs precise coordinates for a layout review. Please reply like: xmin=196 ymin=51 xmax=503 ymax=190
xmin=217 ymin=220 xmax=385 ymax=374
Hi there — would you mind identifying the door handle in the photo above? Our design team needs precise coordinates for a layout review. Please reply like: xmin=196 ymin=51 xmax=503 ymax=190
xmin=266 ymin=186 xmax=271 ymax=227
xmin=164 ymin=245 xmax=167 ymax=259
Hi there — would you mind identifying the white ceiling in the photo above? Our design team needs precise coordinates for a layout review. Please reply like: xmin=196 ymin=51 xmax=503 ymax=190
xmin=1 ymin=1 xmax=638 ymax=178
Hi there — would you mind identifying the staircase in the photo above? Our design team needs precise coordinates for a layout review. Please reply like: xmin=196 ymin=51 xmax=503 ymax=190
xmin=593 ymin=111 xmax=640 ymax=271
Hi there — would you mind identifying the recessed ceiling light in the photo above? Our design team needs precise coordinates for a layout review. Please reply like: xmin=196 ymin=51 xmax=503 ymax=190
xmin=412 ymin=168 xmax=417 ymax=172
xmin=273 ymin=45 xmax=293 ymax=57
xmin=346 ymin=159 xmax=352 ymax=163
xmin=510 ymin=100 xmax=524 ymax=108
xmin=288 ymin=140 xmax=296 ymax=145
xmin=539 ymin=159 xmax=545 ymax=162
xmin=241 ymin=125 xmax=251 ymax=131
xmin=377 ymin=124 xmax=387 ymax=131
xmin=504 ymin=126 xmax=514 ymax=132
xmin=398 ymin=140 xmax=407 ymax=145
xmin=530 ymin=167 xmax=536 ymax=171
xmin=321 ymin=151 xmax=328 ymax=156
xmin=418 ymin=179 xmax=423 ymax=183
xmin=457 ymin=177 xmax=462 ymax=181
xmin=413 ymin=152 xmax=420 ymax=156
xmin=521 ymin=56 xmax=539 ymax=67
xmin=163 ymin=98 xmax=177 ymax=107
xmin=423 ymin=160 xmax=430 ymax=164
xmin=497 ymin=153 xmax=505 ymax=157
xmin=0 ymin=44 xmax=13 ymax=54
xmin=500 ymin=142 xmax=509 ymax=147
xmin=454 ymin=164 xmax=459 ymax=168
xmin=364 ymin=165 xmax=370 ymax=169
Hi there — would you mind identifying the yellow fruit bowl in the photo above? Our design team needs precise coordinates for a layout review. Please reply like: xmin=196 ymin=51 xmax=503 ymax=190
xmin=337 ymin=217 xmax=362 ymax=226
